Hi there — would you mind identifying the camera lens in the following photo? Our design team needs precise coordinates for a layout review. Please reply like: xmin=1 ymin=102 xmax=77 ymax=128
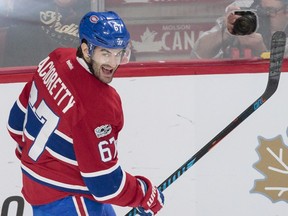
xmin=232 ymin=11 xmax=257 ymax=35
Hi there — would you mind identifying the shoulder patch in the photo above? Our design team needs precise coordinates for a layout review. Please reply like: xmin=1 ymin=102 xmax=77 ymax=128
xmin=94 ymin=124 xmax=112 ymax=138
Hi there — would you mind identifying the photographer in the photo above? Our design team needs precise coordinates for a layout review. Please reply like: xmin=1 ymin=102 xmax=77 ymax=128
xmin=191 ymin=0 xmax=288 ymax=59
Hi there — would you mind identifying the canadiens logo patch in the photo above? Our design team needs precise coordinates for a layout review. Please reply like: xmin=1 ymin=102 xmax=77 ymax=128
xmin=90 ymin=15 xmax=99 ymax=24
xmin=95 ymin=124 xmax=112 ymax=138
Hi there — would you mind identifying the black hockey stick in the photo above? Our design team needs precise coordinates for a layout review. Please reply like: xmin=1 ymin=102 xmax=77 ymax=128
xmin=125 ymin=31 xmax=286 ymax=216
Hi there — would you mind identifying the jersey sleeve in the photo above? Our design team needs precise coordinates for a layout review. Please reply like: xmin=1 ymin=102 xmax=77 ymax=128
xmin=7 ymin=80 xmax=32 ymax=158
xmin=72 ymin=105 xmax=145 ymax=207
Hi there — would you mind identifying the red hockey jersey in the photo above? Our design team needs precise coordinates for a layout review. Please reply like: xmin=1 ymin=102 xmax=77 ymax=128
xmin=7 ymin=48 xmax=145 ymax=207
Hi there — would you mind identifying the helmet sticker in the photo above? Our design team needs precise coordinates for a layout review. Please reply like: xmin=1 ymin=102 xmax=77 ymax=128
xmin=109 ymin=21 xmax=123 ymax=32
xmin=90 ymin=15 xmax=99 ymax=23
xmin=116 ymin=38 xmax=124 ymax=46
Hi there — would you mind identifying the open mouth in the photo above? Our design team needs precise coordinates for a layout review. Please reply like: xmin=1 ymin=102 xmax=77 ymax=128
xmin=101 ymin=66 xmax=114 ymax=76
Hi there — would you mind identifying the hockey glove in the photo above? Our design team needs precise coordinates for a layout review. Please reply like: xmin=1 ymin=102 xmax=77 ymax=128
xmin=136 ymin=176 xmax=164 ymax=216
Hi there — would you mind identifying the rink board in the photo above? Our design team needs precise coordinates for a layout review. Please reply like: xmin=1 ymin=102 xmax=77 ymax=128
xmin=1 ymin=60 xmax=288 ymax=215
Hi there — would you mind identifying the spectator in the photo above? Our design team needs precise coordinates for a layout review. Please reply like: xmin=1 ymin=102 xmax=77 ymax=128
xmin=1 ymin=0 xmax=90 ymax=67
xmin=191 ymin=0 xmax=288 ymax=59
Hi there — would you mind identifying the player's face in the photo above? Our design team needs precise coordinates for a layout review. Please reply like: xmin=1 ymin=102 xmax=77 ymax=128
xmin=260 ymin=0 xmax=288 ymax=33
xmin=91 ymin=47 xmax=124 ymax=84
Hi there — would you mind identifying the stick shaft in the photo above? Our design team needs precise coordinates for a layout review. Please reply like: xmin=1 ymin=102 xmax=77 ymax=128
xmin=125 ymin=31 xmax=286 ymax=216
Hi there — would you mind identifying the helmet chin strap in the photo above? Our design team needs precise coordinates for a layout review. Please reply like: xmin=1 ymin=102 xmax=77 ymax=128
xmin=88 ymin=60 xmax=96 ymax=77
xmin=82 ymin=55 xmax=96 ymax=77
xmin=88 ymin=43 xmax=95 ymax=57
xmin=81 ymin=43 xmax=96 ymax=77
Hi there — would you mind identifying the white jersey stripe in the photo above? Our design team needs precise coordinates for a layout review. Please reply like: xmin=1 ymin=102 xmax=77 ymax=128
xmin=7 ymin=123 xmax=23 ymax=135
xmin=81 ymin=161 xmax=120 ymax=177
xmin=54 ymin=129 xmax=73 ymax=144
xmin=46 ymin=147 xmax=78 ymax=166
xmin=16 ymin=98 xmax=27 ymax=113
xmin=23 ymin=128 xmax=35 ymax=141
xmin=72 ymin=196 xmax=82 ymax=216
xmin=80 ymin=197 xmax=89 ymax=216
xmin=21 ymin=164 xmax=88 ymax=191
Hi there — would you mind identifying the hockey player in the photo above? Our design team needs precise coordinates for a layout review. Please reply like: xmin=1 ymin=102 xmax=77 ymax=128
xmin=7 ymin=11 xmax=164 ymax=215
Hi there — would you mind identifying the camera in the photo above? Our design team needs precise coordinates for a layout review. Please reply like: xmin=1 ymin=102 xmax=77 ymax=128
xmin=232 ymin=10 xmax=258 ymax=35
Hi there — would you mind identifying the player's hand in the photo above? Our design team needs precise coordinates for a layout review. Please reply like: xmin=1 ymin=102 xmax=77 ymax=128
xmin=136 ymin=176 xmax=164 ymax=216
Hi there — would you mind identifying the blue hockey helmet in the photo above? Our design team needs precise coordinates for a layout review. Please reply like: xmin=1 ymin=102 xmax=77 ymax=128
xmin=79 ymin=11 xmax=131 ymax=63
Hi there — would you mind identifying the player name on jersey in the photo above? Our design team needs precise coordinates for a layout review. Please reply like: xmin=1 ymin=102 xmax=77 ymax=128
xmin=37 ymin=56 xmax=75 ymax=113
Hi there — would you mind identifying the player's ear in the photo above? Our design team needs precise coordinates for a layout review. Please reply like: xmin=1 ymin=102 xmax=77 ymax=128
xmin=81 ymin=43 xmax=90 ymax=61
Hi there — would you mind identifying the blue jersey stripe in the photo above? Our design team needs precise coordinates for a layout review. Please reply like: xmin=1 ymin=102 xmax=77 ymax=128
xmin=83 ymin=166 xmax=124 ymax=198
xmin=8 ymin=102 xmax=26 ymax=132
xmin=47 ymin=132 xmax=76 ymax=161
xmin=25 ymin=105 xmax=43 ymax=138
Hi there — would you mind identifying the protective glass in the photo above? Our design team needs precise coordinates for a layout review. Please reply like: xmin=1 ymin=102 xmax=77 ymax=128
xmin=258 ymin=7 xmax=286 ymax=17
